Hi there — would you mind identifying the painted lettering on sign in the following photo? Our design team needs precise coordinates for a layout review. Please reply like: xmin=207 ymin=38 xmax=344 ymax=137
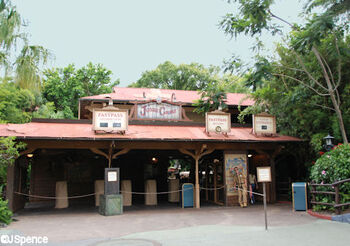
xmin=137 ymin=102 xmax=181 ymax=120
xmin=93 ymin=109 xmax=128 ymax=131
xmin=253 ymin=114 xmax=276 ymax=134
xmin=206 ymin=112 xmax=231 ymax=133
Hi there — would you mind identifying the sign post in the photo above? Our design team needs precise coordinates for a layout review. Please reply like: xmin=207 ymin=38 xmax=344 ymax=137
xmin=99 ymin=168 xmax=123 ymax=216
xmin=257 ymin=166 xmax=272 ymax=231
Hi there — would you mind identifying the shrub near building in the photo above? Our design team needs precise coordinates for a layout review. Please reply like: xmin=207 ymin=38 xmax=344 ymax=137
xmin=310 ymin=144 xmax=350 ymax=211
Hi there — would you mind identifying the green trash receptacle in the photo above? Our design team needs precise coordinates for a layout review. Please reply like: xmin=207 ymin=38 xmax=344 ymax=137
xmin=292 ymin=182 xmax=307 ymax=211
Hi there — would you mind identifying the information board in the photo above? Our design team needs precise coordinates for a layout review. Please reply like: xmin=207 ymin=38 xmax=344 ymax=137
xmin=257 ymin=166 xmax=272 ymax=183
xmin=93 ymin=108 xmax=128 ymax=132
xmin=206 ymin=111 xmax=231 ymax=133
xmin=253 ymin=113 xmax=276 ymax=135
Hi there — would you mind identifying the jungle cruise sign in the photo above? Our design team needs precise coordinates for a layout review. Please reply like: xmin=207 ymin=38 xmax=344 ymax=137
xmin=136 ymin=102 xmax=181 ymax=120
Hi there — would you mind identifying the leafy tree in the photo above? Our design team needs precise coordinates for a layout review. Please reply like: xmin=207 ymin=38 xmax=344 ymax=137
xmin=193 ymin=87 xmax=227 ymax=115
xmin=304 ymin=0 xmax=350 ymax=19
xmin=0 ymin=136 xmax=25 ymax=192
xmin=129 ymin=61 xmax=222 ymax=91
xmin=42 ymin=63 xmax=119 ymax=118
xmin=131 ymin=61 xmax=249 ymax=115
xmin=0 ymin=0 xmax=49 ymax=90
xmin=0 ymin=136 xmax=24 ymax=225
xmin=220 ymin=0 xmax=349 ymax=144
xmin=0 ymin=81 xmax=36 ymax=123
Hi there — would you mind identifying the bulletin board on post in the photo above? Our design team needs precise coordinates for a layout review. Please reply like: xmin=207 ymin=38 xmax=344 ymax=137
xmin=257 ymin=166 xmax=271 ymax=183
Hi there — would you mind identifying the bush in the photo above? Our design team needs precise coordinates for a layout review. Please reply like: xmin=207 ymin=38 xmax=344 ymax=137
xmin=0 ymin=198 xmax=12 ymax=225
xmin=310 ymin=144 xmax=350 ymax=211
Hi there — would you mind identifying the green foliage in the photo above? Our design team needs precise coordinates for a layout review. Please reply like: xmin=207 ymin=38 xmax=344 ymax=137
xmin=42 ymin=63 xmax=119 ymax=118
xmin=193 ymin=84 xmax=228 ymax=115
xmin=0 ymin=137 xmax=25 ymax=187
xmin=220 ymin=0 xmax=279 ymax=38
xmin=129 ymin=61 xmax=222 ymax=91
xmin=131 ymin=61 xmax=250 ymax=115
xmin=32 ymin=102 xmax=65 ymax=119
xmin=304 ymin=0 xmax=350 ymax=19
xmin=0 ymin=197 xmax=12 ymax=225
xmin=310 ymin=143 xmax=350 ymax=211
xmin=0 ymin=0 xmax=49 ymax=90
xmin=0 ymin=82 xmax=35 ymax=123
xmin=221 ymin=0 xmax=350 ymax=146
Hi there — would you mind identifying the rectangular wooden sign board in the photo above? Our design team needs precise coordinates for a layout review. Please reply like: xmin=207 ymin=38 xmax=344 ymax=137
xmin=206 ymin=111 xmax=231 ymax=133
xmin=93 ymin=108 xmax=128 ymax=132
xmin=257 ymin=166 xmax=272 ymax=183
xmin=253 ymin=113 xmax=276 ymax=135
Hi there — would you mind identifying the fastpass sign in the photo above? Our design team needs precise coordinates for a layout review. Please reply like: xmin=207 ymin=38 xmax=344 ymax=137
xmin=93 ymin=109 xmax=128 ymax=132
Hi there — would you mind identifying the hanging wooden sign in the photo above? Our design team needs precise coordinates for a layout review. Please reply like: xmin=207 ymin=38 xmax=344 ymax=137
xmin=253 ymin=113 xmax=276 ymax=135
xmin=137 ymin=102 xmax=181 ymax=120
xmin=206 ymin=110 xmax=231 ymax=134
xmin=93 ymin=108 xmax=128 ymax=132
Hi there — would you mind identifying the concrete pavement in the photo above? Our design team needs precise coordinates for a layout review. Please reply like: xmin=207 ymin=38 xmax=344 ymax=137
xmin=1 ymin=203 xmax=349 ymax=246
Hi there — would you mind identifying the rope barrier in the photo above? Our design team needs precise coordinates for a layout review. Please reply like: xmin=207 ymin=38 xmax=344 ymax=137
xmin=14 ymin=191 xmax=96 ymax=200
xmin=199 ymin=186 xmax=225 ymax=191
xmin=120 ymin=188 xmax=192 ymax=195
xmin=14 ymin=185 xmax=264 ymax=199
xmin=230 ymin=186 xmax=265 ymax=197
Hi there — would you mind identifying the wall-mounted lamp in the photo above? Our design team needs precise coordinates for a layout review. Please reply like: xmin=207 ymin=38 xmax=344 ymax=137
xmin=27 ymin=153 xmax=34 ymax=158
xmin=151 ymin=157 xmax=158 ymax=163
xmin=248 ymin=154 xmax=253 ymax=158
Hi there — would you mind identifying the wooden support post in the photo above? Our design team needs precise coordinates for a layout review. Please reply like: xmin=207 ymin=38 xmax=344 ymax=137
xmin=334 ymin=185 xmax=340 ymax=215
xmin=214 ymin=164 xmax=218 ymax=203
xmin=205 ymin=163 xmax=208 ymax=201
xmin=195 ymin=157 xmax=200 ymax=208
xmin=179 ymin=146 xmax=215 ymax=209
xmin=6 ymin=164 xmax=15 ymax=211
xmin=270 ymin=158 xmax=276 ymax=203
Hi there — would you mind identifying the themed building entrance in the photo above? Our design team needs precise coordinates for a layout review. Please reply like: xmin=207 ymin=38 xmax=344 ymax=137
xmin=200 ymin=151 xmax=225 ymax=205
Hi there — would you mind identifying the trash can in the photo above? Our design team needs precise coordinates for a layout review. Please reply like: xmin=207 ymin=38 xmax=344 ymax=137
xmin=292 ymin=182 xmax=307 ymax=211
xmin=182 ymin=183 xmax=194 ymax=208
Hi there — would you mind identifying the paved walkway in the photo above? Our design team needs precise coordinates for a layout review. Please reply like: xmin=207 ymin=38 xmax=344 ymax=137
xmin=1 ymin=203 xmax=350 ymax=246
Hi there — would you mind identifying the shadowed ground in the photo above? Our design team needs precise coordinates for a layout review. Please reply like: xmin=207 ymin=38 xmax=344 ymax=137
xmin=1 ymin=203 xmax=349 ymax=246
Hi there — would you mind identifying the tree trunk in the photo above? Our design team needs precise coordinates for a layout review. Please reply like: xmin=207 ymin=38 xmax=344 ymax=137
xmin=312 ymin=47 xmax=348 ymax=144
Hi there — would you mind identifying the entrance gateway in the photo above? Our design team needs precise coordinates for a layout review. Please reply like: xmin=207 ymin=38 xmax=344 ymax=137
xmin=0 ymin=87 xmax=301 ymax=212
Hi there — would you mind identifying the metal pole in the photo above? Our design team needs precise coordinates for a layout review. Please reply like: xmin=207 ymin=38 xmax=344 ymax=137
xmin=263 ymin=182 xmax=268 ymax=231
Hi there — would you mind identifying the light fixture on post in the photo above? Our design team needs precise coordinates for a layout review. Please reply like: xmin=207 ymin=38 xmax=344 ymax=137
xmin=323 ymin=134 xmax=334 ymax=152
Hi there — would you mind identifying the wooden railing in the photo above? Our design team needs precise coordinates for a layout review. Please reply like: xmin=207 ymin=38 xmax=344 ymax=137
xmin=310 ymin=178 xmax=350 ymax=215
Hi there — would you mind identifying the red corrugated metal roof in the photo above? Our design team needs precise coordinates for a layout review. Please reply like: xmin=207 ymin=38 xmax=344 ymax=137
xmin=0 ymin=122 xmax=301 ymax=142
xmin=80 ymin=87 xmax=255 ymax=106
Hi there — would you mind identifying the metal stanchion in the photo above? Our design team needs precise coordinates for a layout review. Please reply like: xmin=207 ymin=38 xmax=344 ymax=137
xmin=263 ymin=182 xmax=268 ymax=231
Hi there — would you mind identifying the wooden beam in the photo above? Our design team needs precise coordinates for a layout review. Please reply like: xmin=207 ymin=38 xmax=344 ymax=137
xmin=179 ymin=148 xmax=196 ymax=159
xmin=112 ymin=148 xmax=130 ymax=159
xmin=19 ymin=148 xmax=36 ymax=157
xmin=90 ymin=148 xmax=108 ymax=159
